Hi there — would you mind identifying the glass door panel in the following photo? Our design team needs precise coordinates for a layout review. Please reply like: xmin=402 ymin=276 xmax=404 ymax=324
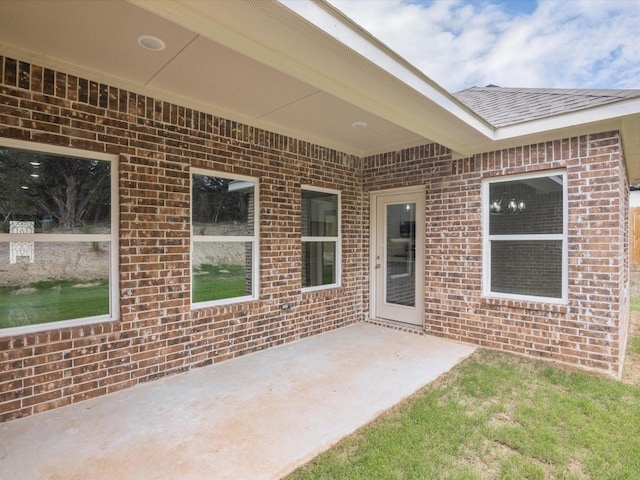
xmin=373 ymin=190 xmax=423 ymax=327
xmin=385 ymin=203 xmax=416 ymax=307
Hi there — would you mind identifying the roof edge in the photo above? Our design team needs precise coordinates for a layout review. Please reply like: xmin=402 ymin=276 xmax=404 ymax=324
xmin=493 ymin=97 xmax=640 ymax=140
xmin=278 ymin=0 xmax=494 ymax=136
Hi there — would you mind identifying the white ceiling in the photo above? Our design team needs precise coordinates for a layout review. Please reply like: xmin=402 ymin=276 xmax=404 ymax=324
xmin=0 ymin=0 xmax=638 ymax=185
xmin=0 ymin=0 xmax=455 ymax=156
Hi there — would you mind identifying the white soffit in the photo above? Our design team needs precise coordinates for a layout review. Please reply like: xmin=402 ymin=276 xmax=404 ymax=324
xmin=0 ymin=0 xmax=637 ymax=170
xmin=278 ymin=0 xmax=490 ymax=133
xmin=129 ymin=0 xmax=493 ymax=155
xmin=149 ymin=36 xmax=319 ymax=120
xmin=0 ymin=0 xmax=429 ymax=156
xmin=263 ymin=90 xmax=427 ymax=153
xmin=276 ymin=0 xmax=640 ymax=183
xmin=0 ymin=0 xmax=198 ymax=86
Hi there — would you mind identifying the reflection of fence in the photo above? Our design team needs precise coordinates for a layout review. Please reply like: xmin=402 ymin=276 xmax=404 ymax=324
xmin=9 ymin=221 xmax=35 ymax=264
xmin=633 ymin=208 xmax=640 ymax=265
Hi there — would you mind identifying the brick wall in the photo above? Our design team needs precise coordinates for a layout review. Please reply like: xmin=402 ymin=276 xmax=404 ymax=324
xmin=0 ymin=56 xmax=365 ymax=422
xmin=0 ymin=54 xmax=630 ymax=423
xmin=365 ymin=135 xmax=629 ymax=377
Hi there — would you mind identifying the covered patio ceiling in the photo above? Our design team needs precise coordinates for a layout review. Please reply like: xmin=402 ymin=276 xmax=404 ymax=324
xmin=0 ymin=0 xmax=639 ymax=184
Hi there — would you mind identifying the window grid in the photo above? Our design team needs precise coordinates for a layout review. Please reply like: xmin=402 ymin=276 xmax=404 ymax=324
xmin=0 ymin=139 xmax=119 ymax=335
xmin=483 ymin=170 xmax=568 ymax=303
xmin=301 ymin=186 xmax=341 ymax=292
xmin=190 ymin=169 xmax=259 ymax=308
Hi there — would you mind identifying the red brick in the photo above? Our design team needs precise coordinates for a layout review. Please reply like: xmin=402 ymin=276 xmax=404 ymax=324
xmin=0 ymin=53 xmax=627 ymax=424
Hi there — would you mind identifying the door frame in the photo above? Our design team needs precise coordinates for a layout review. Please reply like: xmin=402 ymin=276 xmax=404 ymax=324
xmin=369 ymin=186 xmax=425 ymax=327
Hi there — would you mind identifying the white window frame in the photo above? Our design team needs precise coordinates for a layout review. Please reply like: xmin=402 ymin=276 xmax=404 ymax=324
xmin=301 ymin=185 xmax=341 ymax=292
xmin=0 ymin=138 xmax=119 ymax=336
xmin=482 ymin=169 xmax=568 ymax=304
xmin=190 ymin=168 xmax=259 ymax=308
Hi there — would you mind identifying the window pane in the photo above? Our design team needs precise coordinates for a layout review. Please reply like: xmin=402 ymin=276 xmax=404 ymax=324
xmin=302 ymin=190 xmax=338 ymax=237
xmin=491 ymin=240 xmax=562 ymax=298
xmin=192 ymin=175 xmax=254 ymax=236
xmin=386 ymin=203 xmax=416 ymax=307
xmin=302 ymin=241 xmax=336 ymax=288
xmin=192 ymin=241 xmax=253 ymax=302
xmin=489 ymin=175 xmax=563 ymax=235
xmin=0 ymin=147 xmax=111 ymax=234
xmin=0 ymin=241 xmax=110 ymax=328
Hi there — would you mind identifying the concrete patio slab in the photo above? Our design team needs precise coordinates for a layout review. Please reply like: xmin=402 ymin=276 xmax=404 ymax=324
xmin=0 ymin=322 xmax=476 ymax=480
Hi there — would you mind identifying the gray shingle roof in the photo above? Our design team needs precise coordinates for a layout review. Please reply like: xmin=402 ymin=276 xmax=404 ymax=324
xmin=452 ymin=86 xmax=640 ymax=127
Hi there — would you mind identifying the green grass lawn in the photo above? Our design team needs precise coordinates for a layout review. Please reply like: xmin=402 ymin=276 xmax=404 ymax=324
xmin=191 ymin=263 xmax=247 ymax=303
xmin=0 ymin=279 xmax=109 ymax=328
xmin=287 ymin=349 xmax=640 ymax=480
xmin=631 ymin=295 xmax=640 ymax=312
xmin=1 ymin=264 xmax=247 ymax=328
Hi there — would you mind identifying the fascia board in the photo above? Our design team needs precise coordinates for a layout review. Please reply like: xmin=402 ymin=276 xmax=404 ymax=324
xmin=279 ymin=0 xmax=493 ymax=135
xmin=277 ymin=0 xmax=640 ymax=167
xmin=133 ymin=0 xmax=640 ymax=184
xmin=493 ymin=98 xmax=640 ymax=142
xmin=462 ymin=119 xmax=621 ymax=155
xmin=490 ymin=100 xmax=640 ymax=185
xmin=13 ymin=1 xmax=636 ymax=165
xmin=621 ymin=117 xmax=640 ymax=186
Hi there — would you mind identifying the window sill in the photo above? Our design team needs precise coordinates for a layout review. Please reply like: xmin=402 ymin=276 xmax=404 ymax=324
xmin=301 ymin=284 xmax=340 ymax=294
xmin=0 ymin=316 xmax=120 ymax=342
xmin=191 ymin=295 xmax=258 ymax=310
xmin=301 ymin=286 xmax=345 ymax=301
xmin=481 ymin=296 xmax=569 ymax=314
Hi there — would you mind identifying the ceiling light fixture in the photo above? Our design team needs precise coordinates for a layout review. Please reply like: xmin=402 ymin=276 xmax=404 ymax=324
xmin=351 ymin=121 xmax=368 ymax=129
xmin=137 ymin=35 xmax=166 ymax=52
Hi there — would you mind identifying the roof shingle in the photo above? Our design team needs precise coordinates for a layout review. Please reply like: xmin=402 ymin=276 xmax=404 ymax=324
xmin=452 ymin=86 xmax=640 ymax=127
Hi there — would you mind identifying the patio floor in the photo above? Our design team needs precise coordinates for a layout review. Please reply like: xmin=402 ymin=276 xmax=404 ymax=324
xmin=0 ymin=322 xmax=476 ymax=480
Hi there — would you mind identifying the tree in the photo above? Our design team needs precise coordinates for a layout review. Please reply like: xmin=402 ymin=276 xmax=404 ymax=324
xmin=192 ymin=174 xmax=248 ymax=224
xmin=0 ymin=147 xmax=111 ymax=230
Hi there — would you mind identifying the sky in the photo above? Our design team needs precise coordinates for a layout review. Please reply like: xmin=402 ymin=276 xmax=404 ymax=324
xmin=326 ymin=0 xmax=640 ymax=93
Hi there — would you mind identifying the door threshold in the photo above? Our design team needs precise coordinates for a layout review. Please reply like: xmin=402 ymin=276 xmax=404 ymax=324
xmin=367 ymin=318 xmax=425 ymax=335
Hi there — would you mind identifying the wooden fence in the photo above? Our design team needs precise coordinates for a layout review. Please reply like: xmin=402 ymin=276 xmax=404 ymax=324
xmin=632 ymin=207 xmax=640 ymax=265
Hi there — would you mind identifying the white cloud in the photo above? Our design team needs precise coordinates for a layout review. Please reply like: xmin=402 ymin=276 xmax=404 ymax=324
xmin=327 ymin=0 xmax=640 ymax=92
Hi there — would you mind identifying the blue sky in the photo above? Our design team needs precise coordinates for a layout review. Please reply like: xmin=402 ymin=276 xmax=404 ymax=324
xmin=327 ymin=0 xmax=640 ymax=92
xmin=468 ymin=0 xmax=538 ymax=15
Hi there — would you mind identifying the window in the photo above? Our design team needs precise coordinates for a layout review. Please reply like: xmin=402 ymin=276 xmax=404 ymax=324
xmin=302 ymin=187 xmax=340 ymax=290
xmin=483 ymin=170 xmax=567 ymax=302
xmin=0 ymin=140 xmax=118 ymax=334
xmin=191 ymin=170 xmax=258 ymax=306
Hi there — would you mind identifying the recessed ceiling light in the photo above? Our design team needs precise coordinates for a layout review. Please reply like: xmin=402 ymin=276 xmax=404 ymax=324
xmin=137 ymin=35 xmax=166 ymax=52
xmin=351 ymin=121 xmax=368 ymax=129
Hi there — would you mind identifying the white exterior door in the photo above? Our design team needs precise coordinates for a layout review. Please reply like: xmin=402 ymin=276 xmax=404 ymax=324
xmin=371 ymin=187 xmax=424 ymax=327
